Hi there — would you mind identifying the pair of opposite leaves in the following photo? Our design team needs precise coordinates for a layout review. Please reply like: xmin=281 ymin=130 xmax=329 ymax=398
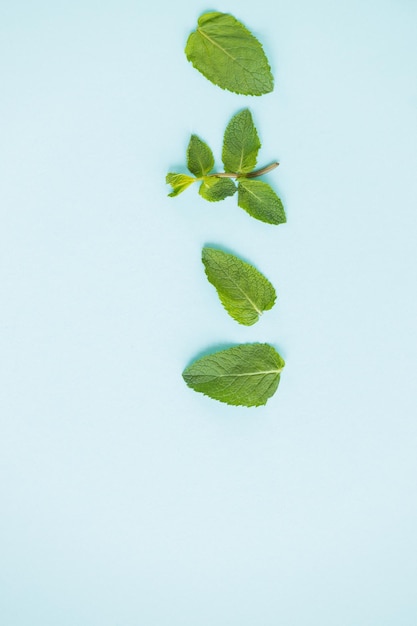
xmin=176 ymin=11 xmax=285 ymax=407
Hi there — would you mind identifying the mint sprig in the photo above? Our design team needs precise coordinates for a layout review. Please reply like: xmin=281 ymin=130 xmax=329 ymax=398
xmin=166 ymin=108 xmax=286 ymax=225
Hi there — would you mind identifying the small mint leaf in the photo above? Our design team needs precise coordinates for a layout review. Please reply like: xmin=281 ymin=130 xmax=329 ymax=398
xmin=166 ymin=173 xmax=196 ymax=197
xmin=187 ymin=135 xmax=215 ymax=177
xmin=199 ymin=177 xmax=237 ymax=202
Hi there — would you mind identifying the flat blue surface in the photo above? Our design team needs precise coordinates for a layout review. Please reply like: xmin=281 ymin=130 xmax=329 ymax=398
xmin=1 ymin=1 xmax=417 ymax=624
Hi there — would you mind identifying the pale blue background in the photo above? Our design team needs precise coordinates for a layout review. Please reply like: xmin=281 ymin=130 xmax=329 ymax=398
xmin=1 ymin=1 xmax=417 ymax=624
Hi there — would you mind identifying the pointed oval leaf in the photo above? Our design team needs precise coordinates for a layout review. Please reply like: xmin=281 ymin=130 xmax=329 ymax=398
xmin=182 ymin=343 xmax=285 ymax=407
xmin=185 ymin=12 xmax=274 ymax=96
xmin=202 ymin=247 xmax=276 ymax=325
xmin=187 ymin=135 xmax=215 ymax=177
xmin=222 ymin=109 xmax=261 ymax=174
xmin=166 ymin=173 xmax=196 ymax=197
xmin=238 ymin=179 xmax=286 ymax=224
xmin=199 ymin=177 xmax=237 ymax=202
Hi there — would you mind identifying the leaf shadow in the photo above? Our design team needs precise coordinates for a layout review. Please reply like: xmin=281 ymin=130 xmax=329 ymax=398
xmin=184 ymin=342 xmax=240 ymax=369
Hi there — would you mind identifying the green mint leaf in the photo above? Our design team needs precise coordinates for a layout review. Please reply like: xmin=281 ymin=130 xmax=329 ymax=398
xmin=202 ymin=246 xmax=276 ymax=325
xmin=222 ymin=109 xmax=261 ymax=174
xmin=166 ymin=173 xmax=196 ymax=197
xmin=187 ymin=135 xmax=215 ymax=177
xmin=182 ymin=343 xmax=285 ymax=407
xmin=199 ymin=177 xmax=237 ymax=202
xmin=185 ymin=12 xmax=274 ymax=96
xmin=237 ymin=179 xmax=286 ymax=224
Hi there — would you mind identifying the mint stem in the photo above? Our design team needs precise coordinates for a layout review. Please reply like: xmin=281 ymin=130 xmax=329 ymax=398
xmin=208 ymin=161 xmax=279 ymax=179
xmin=246 ymin=162 xmax=280 ymax=178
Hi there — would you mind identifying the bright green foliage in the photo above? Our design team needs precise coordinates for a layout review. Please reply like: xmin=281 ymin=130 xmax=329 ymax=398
xmin=222 ymin=109 xmax=261 ymax=174
xmin=185 ymin=12 xmax=274 ymax=96
xmin=182 ymin=343 xmax=285 ymax=407
xmin=202 ymin=247 xmax=276 ymax=325
xmin=238 ymin=179 xmax=286 ymax=224
xmin=166 ymin=110 xmax=285 ymax=227
xmin=166 ymin=173 xmax=196 ymax=197
xmin=187 ymin=135 xmax=214 ymax=177
xmin=199 ymin=177 xmax=237 ymax=202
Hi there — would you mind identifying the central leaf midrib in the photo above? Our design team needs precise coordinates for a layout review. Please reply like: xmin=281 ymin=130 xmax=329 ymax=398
xmin=197 ymin=28 xmax=250 ymax=75
xmin=213 ymin=260 xmax=263 ymax=316
xmin=241 ymin=182 xmax=263 ymax=202
xmin=238 ymin=147 xmax=245 ymax=173
xmin=199 ymin=369 xmax=282 ymax=378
